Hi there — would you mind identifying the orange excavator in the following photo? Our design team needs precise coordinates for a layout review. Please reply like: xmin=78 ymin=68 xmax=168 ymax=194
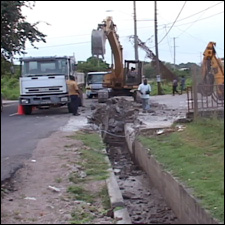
xmin=92 ymin=16 xmax=142 ymax=102
xmin=199 ymin=41 xmax=224 ymax=100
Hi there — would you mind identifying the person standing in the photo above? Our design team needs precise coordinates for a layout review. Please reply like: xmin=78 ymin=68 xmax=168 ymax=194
xmin=172 ymin=78 xmax=179 ymax=96
xmin=66 ymin=75 xmax=80 ymax=116
xmin=138 ymin=78 xmax=151 ymax=113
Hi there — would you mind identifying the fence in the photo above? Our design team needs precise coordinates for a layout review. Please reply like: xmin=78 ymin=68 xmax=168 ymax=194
xmin=187 ymin=84 xmax=224 ymax=116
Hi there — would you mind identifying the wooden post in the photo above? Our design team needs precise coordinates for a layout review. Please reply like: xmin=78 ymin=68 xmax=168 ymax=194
xmin=192 ymin=65 xmax=198 ymax=120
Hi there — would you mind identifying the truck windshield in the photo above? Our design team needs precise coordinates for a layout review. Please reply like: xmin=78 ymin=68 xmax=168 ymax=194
xmin=87 ymin=74 xmax=105 ymax=84
xmin=21 ymin=59 xmax=68 ymax=77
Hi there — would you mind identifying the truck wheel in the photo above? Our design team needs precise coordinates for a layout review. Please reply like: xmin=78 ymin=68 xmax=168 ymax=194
xmin=24 ymin=105 xmax=32 ymax=115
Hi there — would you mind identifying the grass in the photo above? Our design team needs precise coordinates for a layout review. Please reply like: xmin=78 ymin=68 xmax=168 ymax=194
xmin=139 ymin=118 xmax=224 ymax=222
xmin=74 ymin=131 xmax=105 ymax=150
xmin=68 ymin=184 xmax=111 ymax=224
xmin=69 ymin=131 xmax=109 ymax=181
xmin=149 ymin=77 xmax=192 ymax=96
xmin=67 ymin=186 xmax=95 ymax=203
xmin=96 ymin=184 xmax=111 ymax=210
xmin=1 ymin=76 xmax=20 ymax=100
xmin=67 ymin=131 xmax=112 ymax=224
xmin=71 ymin=208 xmax=94 ymax=224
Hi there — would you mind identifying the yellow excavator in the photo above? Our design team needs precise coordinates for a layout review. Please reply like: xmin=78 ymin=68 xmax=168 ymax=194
xmin=199 ymin=41 xmax=224 ymax=100
xmin=92 ymin=16 xmax=142 ymax=102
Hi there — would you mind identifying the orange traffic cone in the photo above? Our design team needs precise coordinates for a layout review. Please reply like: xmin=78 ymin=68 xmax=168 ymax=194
xmin=17 ymin=104 xmax=25 ymax=115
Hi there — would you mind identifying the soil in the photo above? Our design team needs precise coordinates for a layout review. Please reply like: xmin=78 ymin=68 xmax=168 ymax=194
xmin=1 ymin=129 xmax=114 ymax=224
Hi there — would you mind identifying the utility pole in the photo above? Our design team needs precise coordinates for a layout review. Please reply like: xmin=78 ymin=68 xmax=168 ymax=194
xmin=133 ymin=1 xmax=139 ymax=61
xmin=154 ymin=1 xmax=162 ymax=95
xmin=200 ymin=52 xmax=202 ymax=65
xmin=173 ymin=37 xmax=177 ymax=70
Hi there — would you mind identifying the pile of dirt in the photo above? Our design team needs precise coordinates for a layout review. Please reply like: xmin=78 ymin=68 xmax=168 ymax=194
xmin=88 ymin=97 xmax=141 ymax=137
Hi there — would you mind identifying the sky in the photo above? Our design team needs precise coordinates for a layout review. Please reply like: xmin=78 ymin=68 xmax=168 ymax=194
xmin=16 ymin=1 xmax=224 ymax=66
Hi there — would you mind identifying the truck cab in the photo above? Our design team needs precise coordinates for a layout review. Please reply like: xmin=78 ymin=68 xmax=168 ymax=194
xmin=85 ymin=71 xmax=108 ymax=99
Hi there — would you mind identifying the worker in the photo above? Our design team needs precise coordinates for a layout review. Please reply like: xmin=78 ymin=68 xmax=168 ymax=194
xmin=138 ymin=78 xmax=151 ymax=113
xmin=127 ymin=67 xmax=137 ymax=83
xmin=172 ymin=78 xmax=179 ymax=96
xmin=66 ymin=75 xmax=80 ymax=116
xmin=129 ymin=67 xmax=137 ymax=77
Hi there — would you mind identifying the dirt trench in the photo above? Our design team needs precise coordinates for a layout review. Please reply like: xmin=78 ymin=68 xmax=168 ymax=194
xmin=89 ymin=97 xmax=180 ymax=224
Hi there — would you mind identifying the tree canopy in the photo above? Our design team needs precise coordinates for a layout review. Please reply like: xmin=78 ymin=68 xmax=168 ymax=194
xmin=1 ymin=1 xmax=46 ymax=60
xmin=77 ymin=57 xmax=110 ymax=74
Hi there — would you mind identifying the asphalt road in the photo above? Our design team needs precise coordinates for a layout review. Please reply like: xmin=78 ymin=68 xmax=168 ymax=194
xmin=1 ymin=102 xmax=71 ymax=182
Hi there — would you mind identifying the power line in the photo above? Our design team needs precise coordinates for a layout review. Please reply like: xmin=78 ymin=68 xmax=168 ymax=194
xmin=173 ymin=1 xmax=223 ymax=24
xmin=29 ymin=3 xmax=223 ymax=42
xmin=174 ymin=11 xmax=224 ymax=27
xmin=26 ymin=41 xmax=90 ymax=50
xmin=136 ymin=10 xmax=224 ymax=31
xmin=158 ymin=1 xmax=187 ymax=45
xmin=25 ymin=10 xmax=223 ymax=52
xmin=172 ymin=11 xmax=224 ymax=44
xmin=27 ymin=11 xmax=223 ymax=48
xmin=26 ymin=34 xmax=132 ymax=50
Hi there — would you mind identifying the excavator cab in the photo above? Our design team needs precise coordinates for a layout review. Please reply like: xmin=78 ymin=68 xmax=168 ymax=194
xmin=124 ymin=60 xmax=142 ymax=87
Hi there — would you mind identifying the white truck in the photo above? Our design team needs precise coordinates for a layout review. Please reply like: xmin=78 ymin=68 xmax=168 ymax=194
xmin=19 ymin=56 xmax=84 ymax=115
xmin=85 ymin=71 xmax=108 ymax=98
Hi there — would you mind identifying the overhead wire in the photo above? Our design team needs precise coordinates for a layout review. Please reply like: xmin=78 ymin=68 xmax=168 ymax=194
xmin=173 ymin=1 xmax=223 ymax=23
xmin=25 ymin=2 xmax=223 ymax=57
xmin=27 ymin=3 xmax=223 ymax=42
xmin=158 ymin=1 xmax=187 ymax=45
xmin=159 ymin=1 xmax=223 ymax=27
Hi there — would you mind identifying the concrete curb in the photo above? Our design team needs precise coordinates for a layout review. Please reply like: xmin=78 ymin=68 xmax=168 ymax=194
xmin=114 ymin=208 xmax=132 ymax=224
xmin=124 ymin=124 xmax=221 ymax=224
xmin=105 ymin=156 xmax=132 ymax=224
xmin=2 ymin=100 xmax=18 ymax=105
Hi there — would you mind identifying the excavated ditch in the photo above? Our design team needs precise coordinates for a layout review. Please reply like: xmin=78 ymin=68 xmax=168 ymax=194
xmin=89 ymin=97 xmax=180 ymax=224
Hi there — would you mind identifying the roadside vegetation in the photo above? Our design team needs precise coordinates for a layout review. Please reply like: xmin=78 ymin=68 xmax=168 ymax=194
xmin=149 ymin=77 xmax=192 ymax=96
xmin=1 ymin=75 xmax=20 ymax=100
xmin=67 ymin=131 xmax=112 ymax=224
xmin=139 ymin=117 xmax=224 ymax=222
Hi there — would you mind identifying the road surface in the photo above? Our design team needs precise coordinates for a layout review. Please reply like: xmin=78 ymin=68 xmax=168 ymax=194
xmin=1 ymin=102 xmax=71 ymax=181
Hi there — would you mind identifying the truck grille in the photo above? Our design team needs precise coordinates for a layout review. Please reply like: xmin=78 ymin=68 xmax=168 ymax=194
xmin=25 ymin=86 xmax=63 ymax=94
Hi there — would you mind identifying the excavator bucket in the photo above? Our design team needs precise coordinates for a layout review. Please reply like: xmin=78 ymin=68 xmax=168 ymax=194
xmin=91 ymin=30 xmax=106 ymax=58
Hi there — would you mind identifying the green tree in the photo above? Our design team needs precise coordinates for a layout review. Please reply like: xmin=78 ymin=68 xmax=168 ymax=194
xmin=143 ymin=63 xmax=157 ymax=79
xmin=77 ymin=57 xmax=110 ymax=74
xmin=1 ymin=1 xmax=46 ymax=60
xmin=1 ymin=56 xmax=11 ymax=75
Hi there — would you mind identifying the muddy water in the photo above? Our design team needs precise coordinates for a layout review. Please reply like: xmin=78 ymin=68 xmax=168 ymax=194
xmin=106 ymin=141 xmax=179 ymax=224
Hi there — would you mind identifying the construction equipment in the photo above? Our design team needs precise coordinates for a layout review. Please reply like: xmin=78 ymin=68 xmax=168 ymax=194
xmin=85 ymin=71 xmax=109 ymax=99
xmin=92 ymin=16 xmax=142 ymax=102
xmin=131 ymin=36 xmax=177 ymax=82
xmin=199 ymin=41 xmax=224 ymax=100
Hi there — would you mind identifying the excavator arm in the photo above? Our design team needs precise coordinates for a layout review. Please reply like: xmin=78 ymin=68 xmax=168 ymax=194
xmin=97 ymin=17 xmax=124 ymax=87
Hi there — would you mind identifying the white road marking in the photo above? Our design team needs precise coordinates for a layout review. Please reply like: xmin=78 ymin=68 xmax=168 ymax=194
xmin=9 ymin=113 xmax=18 ymax=117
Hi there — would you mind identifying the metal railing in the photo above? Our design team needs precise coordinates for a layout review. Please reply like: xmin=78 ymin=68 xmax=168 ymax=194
xmin=187 ymin=84 xmax=224 ymax=112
